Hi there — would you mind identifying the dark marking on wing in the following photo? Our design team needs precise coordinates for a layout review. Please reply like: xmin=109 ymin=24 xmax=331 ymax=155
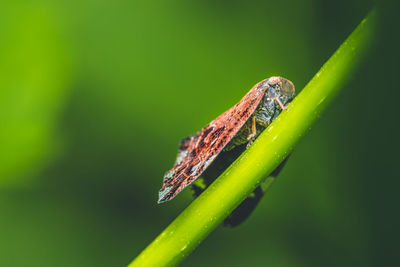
xmin=158 ymin=80 xmax=268 ymax=203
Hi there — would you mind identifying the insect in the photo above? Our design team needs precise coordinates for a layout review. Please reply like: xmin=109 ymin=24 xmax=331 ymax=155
xmin=158 ymin=77 xmax=295 ymax=224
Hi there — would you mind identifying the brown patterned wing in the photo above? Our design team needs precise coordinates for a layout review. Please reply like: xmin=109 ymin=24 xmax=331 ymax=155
xmin=158 ymin=80 xmax=268 ymax=203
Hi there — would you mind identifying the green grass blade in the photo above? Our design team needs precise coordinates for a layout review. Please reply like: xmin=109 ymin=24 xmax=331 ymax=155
xmin=129 ymin=10 xmax=377 ymax=267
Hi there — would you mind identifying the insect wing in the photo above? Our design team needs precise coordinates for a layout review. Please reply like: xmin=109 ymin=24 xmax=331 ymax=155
xmin=158 ymin=81 xmax=267 ymax=203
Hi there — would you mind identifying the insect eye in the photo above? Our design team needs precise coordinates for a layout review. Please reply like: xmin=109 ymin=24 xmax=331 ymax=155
xmin=280 ymin=79 xmax=295 ymax=98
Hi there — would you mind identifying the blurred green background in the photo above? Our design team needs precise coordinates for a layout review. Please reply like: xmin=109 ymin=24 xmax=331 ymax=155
xmin=1 ymin=0 xmax=398 ymax=266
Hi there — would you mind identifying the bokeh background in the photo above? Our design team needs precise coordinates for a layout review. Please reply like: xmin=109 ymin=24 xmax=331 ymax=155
xmin=1 ymin=0 xmax=398 ymax=266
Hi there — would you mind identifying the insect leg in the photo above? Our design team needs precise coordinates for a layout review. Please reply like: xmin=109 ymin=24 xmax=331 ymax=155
xmin=275 ymin=97 xmax=286 ymax=110
xmin=246 ymin=116 xmax=257 ymax=148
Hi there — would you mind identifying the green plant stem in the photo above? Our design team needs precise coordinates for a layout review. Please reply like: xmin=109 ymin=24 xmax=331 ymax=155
xmin=129 ymin=10 xmax=376 ymax=267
